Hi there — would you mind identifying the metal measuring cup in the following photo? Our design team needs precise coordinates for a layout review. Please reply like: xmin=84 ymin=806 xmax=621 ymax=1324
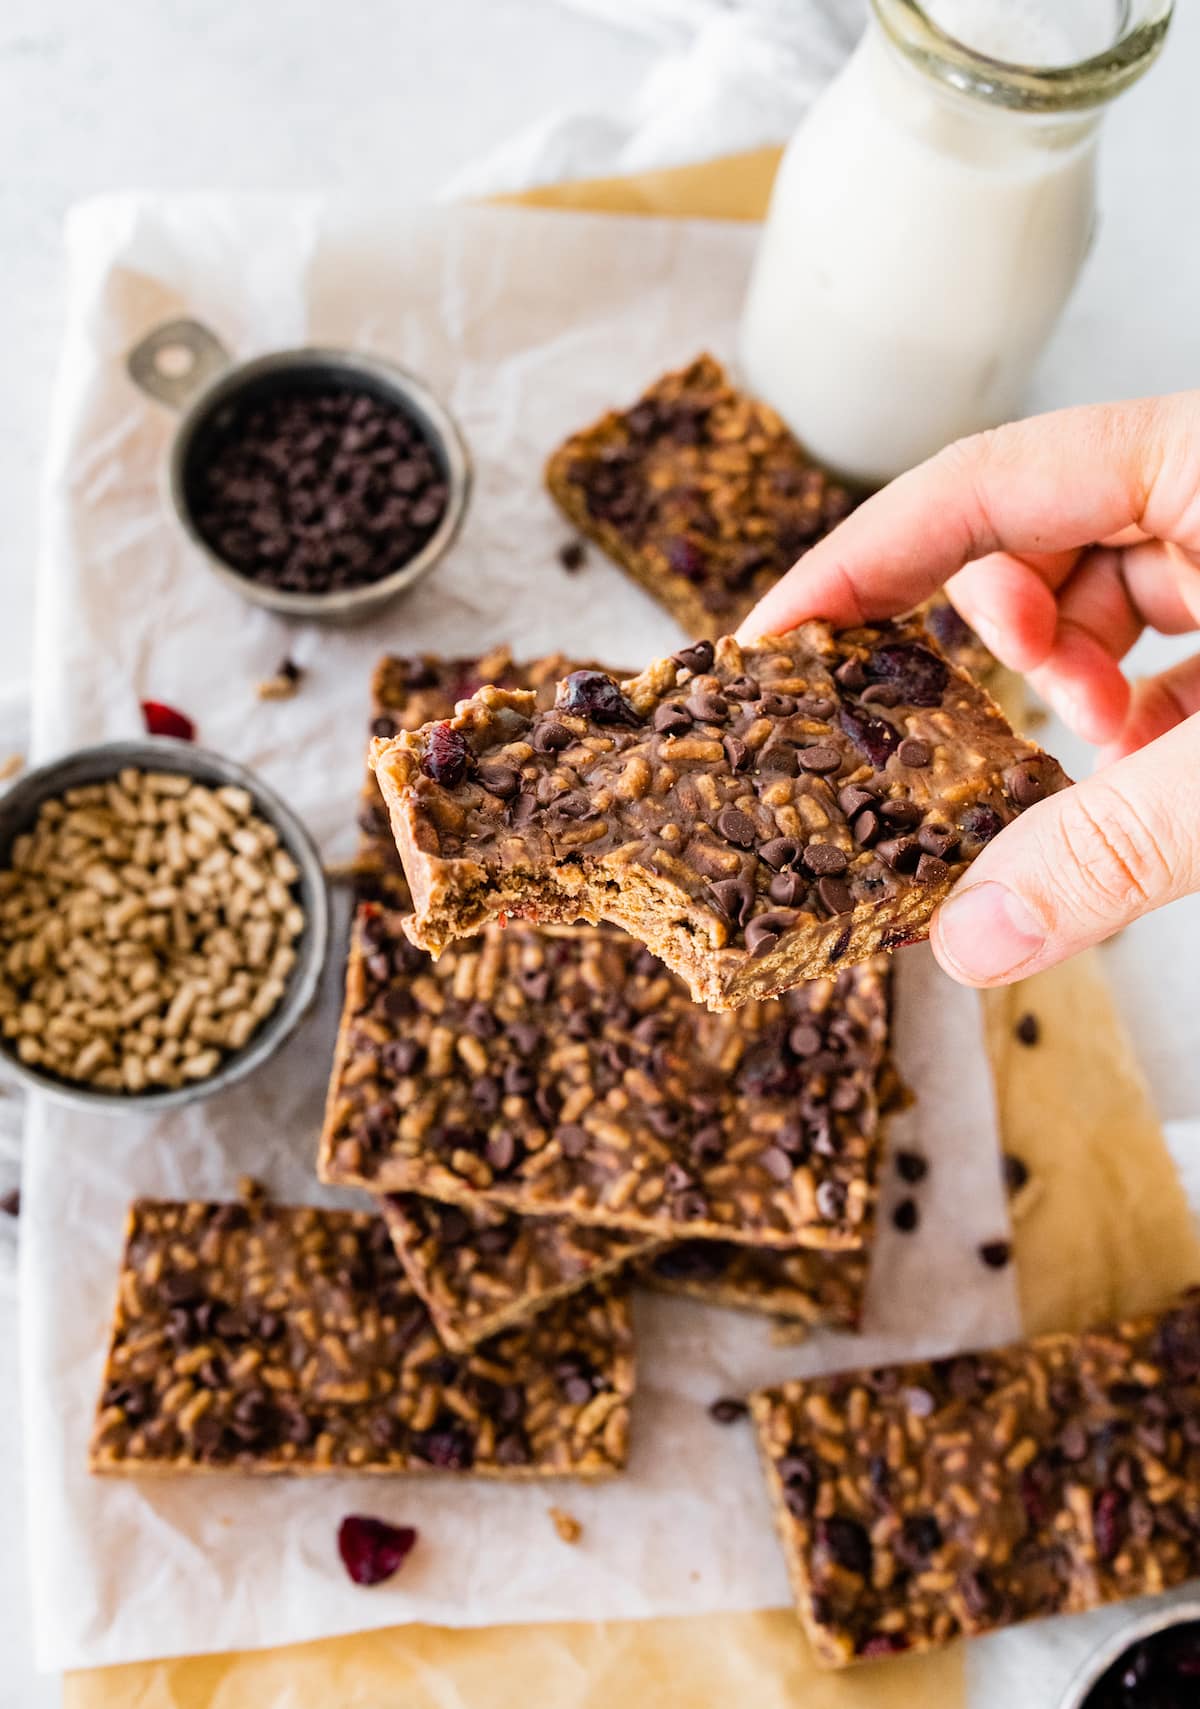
xmin=126 ymin=317 xmax=471 ymax=622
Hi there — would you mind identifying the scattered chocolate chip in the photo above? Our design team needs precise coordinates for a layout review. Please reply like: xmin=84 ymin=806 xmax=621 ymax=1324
xmin=797 ymin=744 xmax=841 ymax=774
xmin=1015 ymin=1012 xmax=1040 ymax=1046
xmin=688 ymin=689 xmax=729 ymax=724
xmin=979 ymin=1239 xmax=1012 ymax=1269
xmin=716 ymin=806 xmax=758 ymax=849
xmin=558 ymin=540 xmax=586 ymax=572
xmin=897 ymin=738 xmax=931 ymax=767
xmin=673 ymin=641 xmax=714 ymax=675
xmin=768 ymin=870 xmax=807 ymax=906
xmin=1003 ymin=1153 xmax=1029 ymax=1195
xmin=895 ymin=1150 xmax=928 ymax=1184
xmin=0 ymin=1188 xmax=19 ymax=1217
xmin=917 ymin=823 xmax=957 ymax=859
xmin=915 ymin=853 xmax=950 ymax=884
xmin=800 ymin=843 xmax=848 ymax=877
xmin=337 ymin=1514 xmax=418 ymax=1586
xmin=876 ymin=835 xmax=919 ymax=872
xmin=709 ymin=1396 xmax=749 ymax=1424
xmin=759 ymin=836 xmax=802 ymax=871
xmin=722 ymin=734 xmax=751 ymax=772
xmin=815 ymin=876 xmax=853 ymax=917
xmin=815 ymin=1180 xmax=847 ymax=1222
xmin=477 ymin=762 xmax=519 ymax=799
xmin=892 ymin=1197 xmax=919 ymax=1233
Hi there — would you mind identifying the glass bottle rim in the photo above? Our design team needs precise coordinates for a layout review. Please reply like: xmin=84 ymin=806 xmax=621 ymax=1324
xmin=871 ymin=0 xmax=1174 ymax=112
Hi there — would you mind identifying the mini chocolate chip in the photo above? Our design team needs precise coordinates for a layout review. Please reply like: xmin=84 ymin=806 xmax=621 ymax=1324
xmin=688 ymin=689 xmax=729 ymax=723
xmin=834 ymin=659 xmax=867 ymax=691
xmin=1003 ymin=1152 xmax=1029 ymax=1194
xmin=1004 ymin=760 xmax=1050 ymax=808
xmin=801 ymin=842 xmax=848 ymax=877
xmin=876 ymin=835 xmax=919 ymax=872
xmin=895 ymin=1149 xmax=928 ymax=1183
xmin=673 ymin=641 xmax=714 ymax=675
xmin=1015 ymin=1013 xmax=1040 ymax=1046
xmin=486 ymin=1130 xmax=517 ymax=1173
xmin=892 ymin=1197 xmax=919 ymax=1233
xmin=709 ymin=1397 xmax=749 ymax=1424
xmin=654 ymin=703 xmax=693 ymax=735
xmin=788 ymin=1022 xmax=823 ymax=1057
xmin=797 ymin=695 xmax=835 ymax=719
xmin=533 ymin=720 xmax=572 ymax=753
xmin=745 ymin=909 xmax=797 ymax=956
xmin=798 ymin=744 xmax=840 ymax=774
xmin=897 ymin=738 xmax=931 ymax=767
xmin=769 ymin=871 xmax=807 ymax=906
xmin=838 ymin=785 xmax=876 ymax=819
xmin=556 ymin=791 xmax=593 ymax=819
xmin=725 ymin=676 xmax=759 ymax=700
xmin=880 ymin=799 xmax=921 ymax=827
xmin=852 ymin=808 xmax=882 ymax=847
xmin=759 ymin=1146 xmax=793 ymax=1182
xmin=716 ymin=806 xmax=758 ymax=849
xmin=759 ymin=837 xmax=802 ymax=871
xmin=758 ymin=743 xmax=798 ymax=776
xmin=860 ymin=683 xmax=901 ymax=708
xmin=437 ymin=1207 xmax=471 ymax=1245
xmin=663 ymin=1161 xmax=696 ymax=1196
xmin=464 ymin=1001 xmax=499 ymax=1040
xmin=821 ymin=1516 xmax=871 ymax=1575
xmin=477 ymin=763 xmax=519 ymax=798
xmin=979 ymin=1239 xmax=1012 ymax=1269
xmin=915 ymin=852 xmax=950 ymax=884
xmin=757 ymin=692 xmax=797 ymax=718
xmin=1060 ymin=1419 xmax=1088 ymax=1461
xmin=558 ymin=539 xmax=586 ymax=571
xmin=816 ymin=876 xmax=853 ymax=916
xmin=708 ymin=877 xmax=756 ymax=926
xmin=917 ymin=823 xmax=958 ymax=859
xmin=902 ymin=1515 xmax=943 ymax=1557
xmin=722 ymin=734 xmax=752 ymax=772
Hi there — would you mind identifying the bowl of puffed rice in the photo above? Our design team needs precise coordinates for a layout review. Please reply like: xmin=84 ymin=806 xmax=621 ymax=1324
xmin=0 ymin=738 xmax=329 ymax=1110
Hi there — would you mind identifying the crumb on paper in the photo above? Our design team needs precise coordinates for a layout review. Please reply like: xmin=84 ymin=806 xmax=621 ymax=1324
xmin=549 ymin=1506 xmax=582 ymax=1544
xmin=256 ymin=659 xmax=304 ymax=701
xmin=237 ymin=1175 xmax=267 ymax=1206
xmin=0 ymin=754 xmax=23 ymax=785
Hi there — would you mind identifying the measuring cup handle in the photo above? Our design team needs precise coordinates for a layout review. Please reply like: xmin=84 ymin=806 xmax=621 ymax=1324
xmin=126 ymin=318 xmax=232 ymax=410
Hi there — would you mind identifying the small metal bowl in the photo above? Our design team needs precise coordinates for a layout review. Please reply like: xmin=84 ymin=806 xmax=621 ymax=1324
xmin=126 ymin=317 xmax=471 ymax=623
xmin=0 ymin=738 xmax=329 ymax=1112
xmin=1058 ymin=1598 xmax=1200 ymax=1709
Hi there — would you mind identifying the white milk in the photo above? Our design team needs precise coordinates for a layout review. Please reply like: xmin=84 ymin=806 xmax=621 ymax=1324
xmin=738 ymin=3 xmax=1105 ymax=485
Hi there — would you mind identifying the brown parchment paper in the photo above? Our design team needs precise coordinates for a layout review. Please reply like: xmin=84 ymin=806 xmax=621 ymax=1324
xmin=65 ymin=149 xmax=1198 ymax=1709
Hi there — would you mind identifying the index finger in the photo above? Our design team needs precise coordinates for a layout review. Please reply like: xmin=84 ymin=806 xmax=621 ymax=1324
xmin=736 ymin=393 xmax=1198 ymax=641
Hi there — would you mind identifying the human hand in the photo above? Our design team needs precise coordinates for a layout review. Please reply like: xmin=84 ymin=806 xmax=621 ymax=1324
xmin=736 ymin=394 xmax=1200 ymax=987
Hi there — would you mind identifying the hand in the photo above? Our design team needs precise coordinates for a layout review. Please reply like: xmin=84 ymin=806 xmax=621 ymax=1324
xmin=737 ymin=393 xmax=1200 ymax=987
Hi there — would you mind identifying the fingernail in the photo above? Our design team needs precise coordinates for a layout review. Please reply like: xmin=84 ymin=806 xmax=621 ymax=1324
xmin=934 ymin=882 xmax=1045 ymax=984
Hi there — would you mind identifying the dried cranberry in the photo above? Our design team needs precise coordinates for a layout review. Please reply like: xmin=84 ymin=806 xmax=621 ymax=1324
xmin=922 ymin=600 xmax=974 ymax=653
xmin=141 ymin=700 xmax=196 ymax=741
xmin=837 ymin=705 xmax=900 ymax=768
xmin=666 ymin=537 xmax=706 ymax=581
xmin=557 ymin=670 xmax=638 ymax=725
xmin=961 ymin=804 xmax=1004 ymax=844
xmin=901 ymin=1514 xmax=943 ymax=1558
xmin=337 ymin=1514 xmax=418 ymax=1585
xmin=864 ymin=642 xmax=949 ymax=707
xmin=421 ymin=722 xmax=471 ymax=787
xmin=859 ymin=1634 xmax=908 ymax=1658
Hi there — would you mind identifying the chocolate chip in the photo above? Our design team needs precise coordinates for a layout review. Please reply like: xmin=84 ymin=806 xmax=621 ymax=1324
xmin=758 ymin=743 xmax=798 ymax=776
xmin=788 ymin=1022 xmax=823 ymax=1057
xmin=895 ymin=1150 xmax=928 ymax=1184
xmin=897 ymin=738 xmax=931 ymax=767
xmin=556 ymin=1124 xmax=589 ymax=1158
xmin=892 ymin=1197 xmax=919 ymax=1233
xmin=709 ymin=1397 xmax=749 ymax=1424
xmin=1004 ymin=760 xmax=1050 ymax=808
xmin=477 ymin=763 xmax=519 ymax=798
xmin=654 ymin=703 xmax=693 ymax=735
xmin=902 ymin=1514 xmax=943 ymax=1557
xmin=797 ymin=695 xmax=835 ymax=719
xmin=1015 ymin=1012 xmax=1040 ymax=1046
xmin=745 ymin=910 xmax=796 ymax=956
xmin=411 ymin=1423 xmax=475 ymax=1470
xmin=486 ymin=1130 xmax=517 ymax=1173
xmin=673 ymin=641 xmax=714 ymax=675
xmin=768 ymin=871 xmax=807 ymax=906
xmin=533 ymin=721 xmax=572 ymax=754
xmin=688 ymin=689 xmax=729 ymax=724
xmin=716 ymin=807 xmax=758 ymax=849
xmin=1003 ymin=1152 xmax=1029 ymax=1194
xmin=834 ymin=659 xmax=867 ymax=691
xmin=556 ymin=791 xmax=594 ymax=819
xmin=757 ymin=692 xmax=797 ymax=718
xmin=759 ymin=1146 xmax=793 ymax=1182
xmin=558 ymin=540 xmax=586 ymax=571
xmin=915 ymin=852 xmax=950 ymax=884
xmin=838 ymin=785 xmax=876 ymax=819
xmin=876 ymin=835 xmax=919 ymax=872
xmin=708 ymin=878 xmax=755 ymax=926
xmin=880 ymin=799 xmax=921 ymax=827
xmin=851 ymin=809 xmax=881 ymax=847
xmin=800 ymin=842 xmax=848 ymax=877
xmin=722 ymin=734 xmax=751 ymax=772
xmin=979 ymin=1239 xmax=1012 ymax=1269
xmin=860 ymin=683 xmax=902 ymax=708
xmin=820 ymin=1516 xmax=871 ymax=1575
xmin=759 ymin=837 xmax=801 ymax=871
xmin=725 ymin=676 xmax=760 ymax=700
xmin=797 ymin=744 xmax=841 ymax=774
xmin=815 ymin=876 xmax=853 ymax=916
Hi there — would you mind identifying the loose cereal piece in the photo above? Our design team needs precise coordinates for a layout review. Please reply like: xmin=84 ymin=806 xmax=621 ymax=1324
xmin=370 ymin=624 xmax=1068 ymax=1009
xmin=381 ymin=1194 xmax=657 ymax=1353
xmin=90 ymin=1198 xmax=634 ymax=1479
xmin=549 ymin=1506 xmax=583 ymax=1544
xmin=319 ymin=907 xmax=891 ymax=1251
xmin=750 ymin=1292 xmax=1200 ymax=1666
xmin=644 ymin=1241 xmax=868 ymax=1333
xmin=544 ymin=354 xmax=856 ymax=641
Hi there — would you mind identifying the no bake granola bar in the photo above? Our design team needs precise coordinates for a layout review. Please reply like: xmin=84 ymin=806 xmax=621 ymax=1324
xmin=751 ymin=1291 xmax=1200 ymax=1665
xmin=381 ymin=1194 xmax=657 ymax=1353
xmin=320 ymin=907 xmax=892 ymax=1250
xmin=90 ymin=1197 xmax=633 ymax=1479
xmin=545 ymin=353 xmax=856 ymax=640
xmin=370 ymin=623 xmax=1067 ymax=1008
xmin=645 ymin=1241 xmax=868 ymax=1332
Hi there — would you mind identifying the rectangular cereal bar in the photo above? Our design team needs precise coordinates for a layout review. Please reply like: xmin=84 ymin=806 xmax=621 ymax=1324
xmin=750 ymin=1292 xmax=1200 ymax=1665
xmin=319 ymin=906 xmax=891 ymax=1251
xmin=381 ymin=1194 xmax=658 ymax=1353
xmin=90 ymin=1196 xmax=634 ymax=1479
xmin=544 ymin=353 xmax=856 ymax=641
xmin=370 ymin=623 xmax=1067 ymax=1008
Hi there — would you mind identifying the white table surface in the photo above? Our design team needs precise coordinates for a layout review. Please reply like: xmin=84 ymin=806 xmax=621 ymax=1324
xmin=2 ymin=2 xmax=1199 ymax=1704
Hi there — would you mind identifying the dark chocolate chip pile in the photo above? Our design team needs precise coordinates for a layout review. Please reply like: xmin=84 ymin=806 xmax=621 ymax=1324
xmin=187 ymin=384 xmax=449 ymax=594
xmin=1082 ymin=1620 xmax=1200 ymax=1709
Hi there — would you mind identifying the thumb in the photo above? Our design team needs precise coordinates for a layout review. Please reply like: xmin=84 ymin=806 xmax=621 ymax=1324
xmin=930 ymin=712 xmax=1200 ymax=986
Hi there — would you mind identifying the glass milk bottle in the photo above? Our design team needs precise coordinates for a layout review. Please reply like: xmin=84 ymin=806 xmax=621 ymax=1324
xmin=738 ymin=0 xmax=1174 ymax=487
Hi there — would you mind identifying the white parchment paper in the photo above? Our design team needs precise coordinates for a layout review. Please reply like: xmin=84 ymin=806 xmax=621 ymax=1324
xmin=21 ymin=193 xmax=1020 ymax=1672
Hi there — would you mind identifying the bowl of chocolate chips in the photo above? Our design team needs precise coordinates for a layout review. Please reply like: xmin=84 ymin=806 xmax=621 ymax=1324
xmin=1060 ymin=1602 xmax=1200 ymax=1709
xmin=127 ymin=318 xmax=471 ymax=621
